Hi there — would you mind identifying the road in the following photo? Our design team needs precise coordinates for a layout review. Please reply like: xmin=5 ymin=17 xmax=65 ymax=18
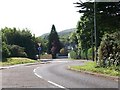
xmin=1 ymin=59 xmax=119 ymax=89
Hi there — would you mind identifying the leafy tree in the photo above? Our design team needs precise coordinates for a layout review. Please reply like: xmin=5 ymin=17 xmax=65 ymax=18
xmin=74 ymin=1 xmax=120 ymax=60
xmin=69 ymin=32 xmax=78 ymax=45
xmin=47 ymin=24 xmax=62 ymax=58
xmin=75 ymin=17 xmax=92 ymax=59
xmin=1 ymin=27 xmax=37 ymax=59
xmin=74 ymin=1 xmax=120 ymax=42
xmin=35 ymin=37 xmax=48 ymax=54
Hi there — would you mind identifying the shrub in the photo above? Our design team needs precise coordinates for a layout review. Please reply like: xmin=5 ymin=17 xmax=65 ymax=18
xmin=60 ymin=48 xmax=65 ymax=54
xmin=88 ymin=48 xmax=92 ymax=59
xmin=98 ymin=31 xmax=120 ymax=69
xmin=60 ymin=48 xmax=67 ymax=55
xmin=68 ymin=50 xmax=77 ymax=59
xmin=2 ymin=42 xmax=11 ymax=61
xmin=9 ymin=45 xmax=27 ymax=57
xmin=81 ymin=50 xmax=86 ymax=59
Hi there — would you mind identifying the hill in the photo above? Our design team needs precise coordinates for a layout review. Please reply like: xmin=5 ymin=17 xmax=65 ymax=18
xmin=40 ymin=28 xmax=76 ymax=39
xmin=58 ymin=28 xmax=76 ymax=36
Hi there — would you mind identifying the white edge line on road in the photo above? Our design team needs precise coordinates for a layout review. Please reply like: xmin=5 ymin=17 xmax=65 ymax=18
xmin=34 ymin=72 xmax=43 ymax=78
xmin=33 ymin=67 xmax=66 ymax=89
xmin=33 ymin=67 xmax=43 ymax=78
xmin=47 ymin=80 xmax=65 ymax=89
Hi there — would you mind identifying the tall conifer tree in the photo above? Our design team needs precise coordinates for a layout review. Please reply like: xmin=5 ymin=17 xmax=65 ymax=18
xmin=47 ymin=24 xmax=62 ymax=58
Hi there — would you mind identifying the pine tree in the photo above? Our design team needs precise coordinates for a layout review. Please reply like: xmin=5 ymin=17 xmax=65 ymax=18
xmin=47 ymin=24 xmax=62 ymax=58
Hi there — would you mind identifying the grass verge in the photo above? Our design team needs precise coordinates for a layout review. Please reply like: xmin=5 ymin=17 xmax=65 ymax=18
xmin=70 ymin=62 xmax=120 ymax=76
xmin=0 ymin=57 xmax=37 ymax=66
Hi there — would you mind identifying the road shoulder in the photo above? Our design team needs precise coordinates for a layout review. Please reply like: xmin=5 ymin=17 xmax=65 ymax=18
xmin=68 ymin=66 xmax=119 ymax=82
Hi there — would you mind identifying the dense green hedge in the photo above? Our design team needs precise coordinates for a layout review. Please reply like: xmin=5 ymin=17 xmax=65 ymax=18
xmin=98 ymin=31 xmax=120 ymax=70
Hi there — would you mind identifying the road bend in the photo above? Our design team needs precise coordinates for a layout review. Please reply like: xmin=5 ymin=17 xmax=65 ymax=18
xmin=34 ymin=59 xmax=118 ymax=88
xmin=1 ymin=59 xmax=118 ymax=89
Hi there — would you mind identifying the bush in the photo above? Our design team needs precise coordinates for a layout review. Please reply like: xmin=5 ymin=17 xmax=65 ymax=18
xmin=88 ymin=48 xmax=92 ymax=59
xmin=60 ymin=48 xmax=65 ymax=54
xmin=60 ymin=48 xmax=67 ymax=55
xmin=9 ymin=45 xmax=27 ymax=57
xmin=98 ymin=31 xmax=120 ymax=69
xmin=81 ymin=50 xmax=86 ymax=59
xmin=68 ymin=51 xmax=77 ymax=59
xmin=2 ymin=42 xmax=11 ymax=61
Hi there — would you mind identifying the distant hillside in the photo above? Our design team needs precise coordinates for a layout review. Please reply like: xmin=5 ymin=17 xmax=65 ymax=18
xmin=58 ymin=28 xmax=76 ymax=36
xmin=40 ymin=33 xmax=49 ymax=39
xmin=40 ymin=28 xmax=76 ymax=39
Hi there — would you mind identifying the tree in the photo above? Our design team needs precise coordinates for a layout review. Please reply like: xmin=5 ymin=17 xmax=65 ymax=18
xmin=75 ymin=17 xmax=92 ymax=59
xmin=47 ymin=24 xmax=62 ymax=58
xmin=1 ymin=27 xmax=37 ymax=59
xmin=35 ymin=37 xmax=48 ymax=54
xmin=74 ymin=1 xmax=120 ymax=60
xmin=74 ymin=1 xmax=120 ymax=44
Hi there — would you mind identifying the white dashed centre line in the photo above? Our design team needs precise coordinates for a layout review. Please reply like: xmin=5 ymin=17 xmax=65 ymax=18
xmin=47 ymin=80 xmax=65 ymax=89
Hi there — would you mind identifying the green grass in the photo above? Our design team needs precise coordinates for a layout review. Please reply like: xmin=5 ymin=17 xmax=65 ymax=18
xmin=0 ymin=57 xmax=37 ymax=66
xmin=70 ymin=62 xmax=120 ymax=76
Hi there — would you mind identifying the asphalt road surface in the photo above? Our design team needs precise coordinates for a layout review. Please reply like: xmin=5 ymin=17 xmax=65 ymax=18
xmin=1 ymin=59 xmax=119 ymax=89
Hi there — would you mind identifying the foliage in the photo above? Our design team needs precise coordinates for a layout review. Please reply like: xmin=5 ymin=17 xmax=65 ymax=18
xmin=69 ymin=32 xmax=78 ymax=44
xmin=81 ymin=50 xmax=86 ymax=59
xmin=75 ymin=16 xmax=93 ymax=60
xmin=2 ymin=42 xmax=11 ymax=61
xmin=98 ymin=31 xmax=120 ymax=69
xmin=35 ymin=37 xmax=48 ymax=53
xmin=68 ymin=50 xmax=77 ymax=59
xmin=47 ymin=24 xmax=62 ymax=58
xmin=70 ymin=62 xmax=119 ymax=76
xmin=73 ymin=1 xmax=120 ymax=61
xmin=74 ymin=2 xmax=120 ymax=32
xmin=60 ymin=48 xmax=66 ymax=54
xmin=9 ymin=45 xmax=27 ymax=57
xmin=0 ymin=57 xmax=36 ymax=66
xmin=87 ymin=48 xmax=94 ymax=60
xmin=1 ymin=27 xmax=37 ymax=59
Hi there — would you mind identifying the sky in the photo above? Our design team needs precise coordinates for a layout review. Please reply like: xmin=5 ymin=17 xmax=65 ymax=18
xmin=0 ymin=0 xmax=84 ymax=36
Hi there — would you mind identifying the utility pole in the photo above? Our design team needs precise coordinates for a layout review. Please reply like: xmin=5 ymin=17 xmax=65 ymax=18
xmin=94 ymin=0 xmax=97 ymax=62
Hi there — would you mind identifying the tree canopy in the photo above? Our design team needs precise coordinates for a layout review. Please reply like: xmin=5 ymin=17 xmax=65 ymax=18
xmin=1 ymin=27 xmax=37 ymax=59
xmin=47 ymin=24 xmax=62 ymax=58
xmin=73 ymin=1 xmax=120 ymax=60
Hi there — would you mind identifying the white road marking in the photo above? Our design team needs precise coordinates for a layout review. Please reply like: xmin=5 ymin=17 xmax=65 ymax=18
xmin=33 ymin=67 xmax=43 ymax=78
xmin=50 ymin=61 xmax=69 ymax=63
xmin=34 ymin=72 xmax=43 ymax=78
xmin=33 ymin=67 xmax=66 ymax=89
xmin=48 ymin=80 xmax=65 ymax=89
